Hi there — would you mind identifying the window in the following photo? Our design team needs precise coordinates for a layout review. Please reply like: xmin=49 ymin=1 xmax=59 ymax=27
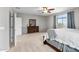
xmin=56 ymin=14 xmax=67 ymax=28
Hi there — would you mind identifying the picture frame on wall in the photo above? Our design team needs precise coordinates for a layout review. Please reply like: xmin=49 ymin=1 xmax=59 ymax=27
xmin=29 ymin=19 xmax=36 ymax=26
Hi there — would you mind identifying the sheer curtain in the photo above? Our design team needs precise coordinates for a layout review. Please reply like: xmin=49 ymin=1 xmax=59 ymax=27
xmin=67 ymin=11 xmax=75 ymax=29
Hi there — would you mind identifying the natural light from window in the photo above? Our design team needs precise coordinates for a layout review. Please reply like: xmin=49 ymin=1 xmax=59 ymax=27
xmin=56 ymin=14 xmax=67 ymax=28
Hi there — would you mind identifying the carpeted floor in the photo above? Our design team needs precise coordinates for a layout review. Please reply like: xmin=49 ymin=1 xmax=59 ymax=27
xmin=9 ymin=32 xmax=56 ymax=52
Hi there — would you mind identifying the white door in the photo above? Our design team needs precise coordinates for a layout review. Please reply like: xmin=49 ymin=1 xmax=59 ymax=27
xmin=15 ymin=17 xmax=22 ymax=39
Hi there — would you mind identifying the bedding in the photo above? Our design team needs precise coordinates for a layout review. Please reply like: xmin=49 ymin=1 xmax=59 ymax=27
xmin=43 ymin=33 xmax=49 ymax=41
xmin=63 ymin=44 xmax=79 ymax=52
xmin=44 ymin=28 xmax=79 ymax=51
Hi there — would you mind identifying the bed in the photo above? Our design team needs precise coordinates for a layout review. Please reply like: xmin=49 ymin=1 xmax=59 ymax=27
xmin=43 ymin=28 xmax=79 ymax=52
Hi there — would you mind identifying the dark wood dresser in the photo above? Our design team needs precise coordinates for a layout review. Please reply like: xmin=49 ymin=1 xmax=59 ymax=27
xmin=27 ymin=26 xmax=39 ymax=33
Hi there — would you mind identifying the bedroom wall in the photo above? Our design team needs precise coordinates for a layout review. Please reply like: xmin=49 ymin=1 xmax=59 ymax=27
xmin=0 ymin=7 xmax=9 ymax=51
xmin=46 ymin=15 xmax=54 ymax=30
xmin=74 ymin=8 xmax=79 ymax=29
xmin=17 ymin=13 xmax=48 ymax=34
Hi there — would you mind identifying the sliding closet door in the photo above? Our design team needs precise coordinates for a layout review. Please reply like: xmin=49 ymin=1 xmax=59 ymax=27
xmin=9 ymin=12 xmax=15 ymax=48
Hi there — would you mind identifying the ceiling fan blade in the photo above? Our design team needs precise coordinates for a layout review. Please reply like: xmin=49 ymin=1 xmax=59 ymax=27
xmin=49 ymin=8 xmax=55 ymax=10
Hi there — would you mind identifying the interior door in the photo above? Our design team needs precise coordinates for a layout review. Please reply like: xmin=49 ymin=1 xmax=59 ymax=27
xmin=15 ymin=17 xmax=22 ymax=39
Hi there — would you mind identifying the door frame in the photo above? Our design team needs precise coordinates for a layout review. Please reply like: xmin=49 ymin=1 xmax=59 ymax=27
xmin=9 ymin=11 xmax=15 ymax=48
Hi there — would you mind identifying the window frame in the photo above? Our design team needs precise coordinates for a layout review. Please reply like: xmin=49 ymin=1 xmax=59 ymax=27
xmin=56 ymin=14 xmax=67 ymax=28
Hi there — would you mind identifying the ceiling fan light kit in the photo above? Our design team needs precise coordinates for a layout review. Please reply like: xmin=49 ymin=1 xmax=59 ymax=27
xmin=41 ymin=7 xmax=55 ymax=13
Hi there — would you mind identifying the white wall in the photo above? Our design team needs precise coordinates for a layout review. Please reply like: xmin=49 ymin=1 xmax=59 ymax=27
xmin=46 ymin=15 xmax=54 ymax=30
xmin=74 ymin=8 xmax=79 ymax=29
xmin=0 ymin=7 xmax=9 ymax=51
xmin=17 ymin=13 xmax=47 ymax=34
xmin=15 ymin=17 xmax=22 ymax=36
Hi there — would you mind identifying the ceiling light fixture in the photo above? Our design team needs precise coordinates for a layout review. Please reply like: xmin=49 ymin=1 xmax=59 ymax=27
xmin=42 ymin=7 xmax=48 ymax=13
xmin=41 ymin=7 xmax=55 ymax=13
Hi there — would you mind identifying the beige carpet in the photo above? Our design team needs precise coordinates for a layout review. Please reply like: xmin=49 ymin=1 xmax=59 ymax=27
xmin=9 ymin=32 xmax=56 ymax=52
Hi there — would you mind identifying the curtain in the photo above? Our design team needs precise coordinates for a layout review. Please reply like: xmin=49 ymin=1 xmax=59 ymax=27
xmin=53 ymin=15 xmax=56 ymax=29
xmin=67 ymin=11 xmax=75 ymax=29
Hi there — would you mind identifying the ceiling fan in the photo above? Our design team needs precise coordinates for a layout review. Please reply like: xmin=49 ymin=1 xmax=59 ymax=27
xmin=41 ymin=7 xmax=55 ymax=13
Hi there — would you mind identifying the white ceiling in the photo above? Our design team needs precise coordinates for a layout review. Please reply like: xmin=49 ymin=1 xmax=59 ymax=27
xmin=13 ymin=7 xmax=75 ymax=16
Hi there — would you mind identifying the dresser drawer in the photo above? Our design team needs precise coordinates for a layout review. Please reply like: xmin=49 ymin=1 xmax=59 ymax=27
xmin=27 ymin=26 xmax=39 ymax=33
